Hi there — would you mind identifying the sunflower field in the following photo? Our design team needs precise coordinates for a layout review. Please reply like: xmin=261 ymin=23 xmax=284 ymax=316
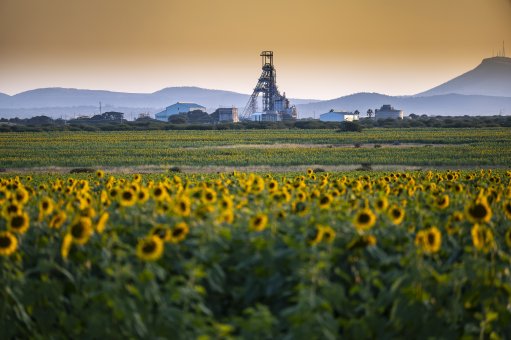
xmin=1 ymin=169 xmax=511 ymax=338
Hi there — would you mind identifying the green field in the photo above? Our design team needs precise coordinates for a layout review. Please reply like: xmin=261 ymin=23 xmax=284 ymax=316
xmin=1 ymin=128 xmax=510 ymax=168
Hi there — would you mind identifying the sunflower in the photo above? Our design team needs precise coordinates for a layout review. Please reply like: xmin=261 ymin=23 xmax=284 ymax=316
xmin=39 ymin=196 xmax=54 ymax=217
xmin=69 ymin=217 xmax=93 ymax=245
xmin=307 ymin=226 xmax=324 ymax=245
xmin=375 ymin=196 xmax=388 ymax=212
xmin=435 ymin=194 xmax=450 ymax=210
xmin=466 ymin=198 xmax=492 ymax=224
xmin=136 ymin=236 xmax=164 ymax=261
xmin=49 ymin=211 xmax=67 ymax=229
xmin=3 ymin=201 xmax=22 ymax=216
xmin=451 ymin=211 xmax=464 ymax=222
xmin=307 ymin=168 xmax=314 ymax=176
xmin=471 ymin=224 xmax=494 ymax=253
xmin=249 ymin=213 xmax=268 ymax=232
xmin=8 ymin=212 xmax=30 ymax=234
xmin=137 ymin=187 xmax=150 ymax=204
xmin=133 ymin=174 xmax=142 ymax=183
xmin=0 ymin=231 xmax=17 ymax=256
xmin=353 ymin=208 xmax=376 ymax=231
xmin=268 ymin=180 xmax=279 ymax=192
xmin=96 ymin=170 xmax=105 ymax=178
xmin=173 ymin=196 xmax=191 ymax=216
xmin=318 ymin=194 xmax=333 ymax=210
xmin=109 ymin=187 xmax=120 ymax=200
xmin=61 ymin=234 xmax=73 ymax=260
xmin=14 ymin=188 xmax=29 ymax=205
xmin=96 ymin=212 xmax=109 ymax=233
xmin=347 ymin=235 xmax=377 ymax=249
xmin=119 ymin=188 xmax=137 ymax=207
xmin=150 ymin=225 xmax=171 ymax=242
xmin=505 ymin=229 xmax=511 ymax=248
xmin=169 ymin=222 xmax=190 ymax=243
xmin=152 ymin=185 xmax=167 ymax=201
xmin=387 ymin=205 xmax=405 ymax=225
xmin=503 ymin=200 xmax=511 ymax=220
xmin=220 ymin=196 xmax=233 ymax=211
xmin=423 ymin=227 xmax=441 ymax=253
xmin=0 ymin=188 xmax=9 ymax=205
xmin=202 ymin=188 xmax=217 ymax=204
xmin=415 ymin=227 xmax=441 ymax=254
xmin=292 ymin=201 xmax=308 ymax=216
xmin=320 ymin=225 xmax=336 ymax=243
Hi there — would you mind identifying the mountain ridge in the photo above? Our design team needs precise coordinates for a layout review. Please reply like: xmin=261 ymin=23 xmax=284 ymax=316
xmin=416 ymin=57 xmax=511 ymax=97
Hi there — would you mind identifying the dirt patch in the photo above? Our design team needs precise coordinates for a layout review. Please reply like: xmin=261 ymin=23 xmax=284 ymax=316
xmin=1 ymin=164 xmax=506 ymax=175
xmin=183 ymin=143 xmax=457 ymax=150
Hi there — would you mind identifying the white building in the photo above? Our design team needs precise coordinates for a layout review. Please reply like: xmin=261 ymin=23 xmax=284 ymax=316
xmin=155 ymin=102 xmax=206 ymax=121
xmin=375 ymin=105 xmax=404 ymax=119
xmin=251 ymin=112 xmax=280 ymax=122
xmin=319 ymin=111 xmax=359 ymax=122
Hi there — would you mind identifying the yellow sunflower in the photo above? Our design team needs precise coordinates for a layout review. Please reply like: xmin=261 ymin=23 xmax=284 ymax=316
xmin=435 ymin=194 xmax=450 ymax=210
xmin=505 ymin=229 xmax=511 ymax=248
xmin=150 ymin=225 xmax=171 ymax=242
xmin=308 ymin=226 xmax=324 ymax=245
xmin=318 ymin=194 xmax=333 ymax=210
xmin=96 ymin=170 xmax=105 ymax=179
xmin=268 ymin=180 xmax=279 ymax=192
xmin=3 ymin=201 xmax=22 ymax=216
xmin=61 ymin=234 xmax=73 ymax=260
xmin=202 ymin=188 xmax=217 ymax=204
xmin=415 ymin=227 xmax=441 ymax=254
xmin=69 ymin=217 xmax=93 ymax=245
xmin=353 ymin=208 xmax=376 ymax=231
xmin=119 ymin=188 xmax=137 ymax=207
xmin=375 ymin=196 xmax=388 ymax=212
xmin=249 ymin=213 xmax=268 ymax=232
xmin=503 ymin=200 xmax=511 ymax=220
xmin=13 ymin=188 xmax=29 ymax=205
xmin=320 ymin=225 xmax=336 ymax=243
xmin=169 ymin=222 xmax=190 ymax=243
xmin=0 ymin=231 xmax=17 ymax=256
xmin=466 ymin=198 xmax=492 ymax=224
xmin=39 ymin=196 xmax=54 ymax=217
xmin=96 ymin=212 xmax=109 ymax=234
xmin=8 ymin=212 xmax=30 ymax=234
xmin=387 ymin=205 xmax=405 ymax=225
xmin=137 ymin=187 xmax=150 ymax=204
xmin=173 ymin=196 xmax=191 ymax=216
xmin=49 ymin=211 xmax=67 ymax=229
xmin=152 ymin=185 xmax=167 ymax=201
xmin=136 ymin=236 xmax=164 ymax=261
xmin=471 ymin=224 xmax=494 ymax=253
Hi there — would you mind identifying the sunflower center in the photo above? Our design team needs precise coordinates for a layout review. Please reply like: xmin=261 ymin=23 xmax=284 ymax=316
xmin=122 ymin=191 xmax=133 ymax=200
xmin=506 ymin=204 xmax=511 ymax=214
xmin=206 ymin=193 xmax=213 ymax=200
xmin=154 ymin=188 xmax=162 ymax=196
xmin=392 ymin=209 xmax=401 ymax=218
xmin=172 ymin=228 xmax=184 ymax=237
xmin=42 ymin=202 xmax=49 ymax=209
xmin=142 ymin=241 xmax=157 ymax=254
xmin=71 ymin=223 xmax=85 ymax=238
xmin=470 ymin=204 xmax=488 ymax=218
xmin=0 ymin=235 xmax=12 ymax=248
xmin=358 ymin=213 xmax=370 ymax=224
xmin=11 ymin=216 xmax=25 ymax=229
xmin=427 ymin=233 xmax=435 ymax=245
xmin=320 ymin=197 xmax=329 ymax=205
xmin=180 ymin=202 xmax=187 ymax=211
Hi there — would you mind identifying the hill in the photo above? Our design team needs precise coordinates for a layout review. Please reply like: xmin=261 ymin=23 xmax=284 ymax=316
xmin=296 ymin=93 xmax=511 ymax=118
xmin=416 ymin=57 xmax=511 ymax=97
xmin=0 ymin=86 xmax=317 ymax=119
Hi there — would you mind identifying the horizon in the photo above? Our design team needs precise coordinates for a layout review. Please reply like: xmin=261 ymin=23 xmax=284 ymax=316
xmin=1 ymin=0 xmax=511 ymax=99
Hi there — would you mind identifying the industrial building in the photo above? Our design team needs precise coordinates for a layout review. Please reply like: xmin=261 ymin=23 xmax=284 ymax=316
xmin=211 ymin=107 xmax=239 ymax=123
xmin=241 ymin=51 xmax=298 ymax=121
xmin=375 ymin=105 xmax=404 ymax=119
xmin=155 ymin=102 xmax=206 ymax=121
xmin=319 ymin=110 xmax=359 ymax=122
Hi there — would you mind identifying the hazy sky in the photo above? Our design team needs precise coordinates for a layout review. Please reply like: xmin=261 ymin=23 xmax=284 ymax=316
xmin=1 ymin=0 xmax=510 ymax=99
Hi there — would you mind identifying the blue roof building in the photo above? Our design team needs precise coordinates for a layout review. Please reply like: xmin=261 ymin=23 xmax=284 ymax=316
xmin=155 ymin=102 xmax=206 ymax=121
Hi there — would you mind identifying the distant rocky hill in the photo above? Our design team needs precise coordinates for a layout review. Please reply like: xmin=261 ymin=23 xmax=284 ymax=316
xmin=416 ymin=57 xmax=511 ymax=97
xmin=0 ymin=86 xmax=317 ymax=119
xmin=1 ymin=56 xmax=511 ymax=119
xmin=296 ymin=93 xmax=511 ymax=118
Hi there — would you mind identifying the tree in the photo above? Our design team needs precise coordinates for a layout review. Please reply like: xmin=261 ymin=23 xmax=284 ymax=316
xmin=354 ymin=110 xmax=360 ymax=116
xmin=367 ymin=109 xmax=373 ymax=118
